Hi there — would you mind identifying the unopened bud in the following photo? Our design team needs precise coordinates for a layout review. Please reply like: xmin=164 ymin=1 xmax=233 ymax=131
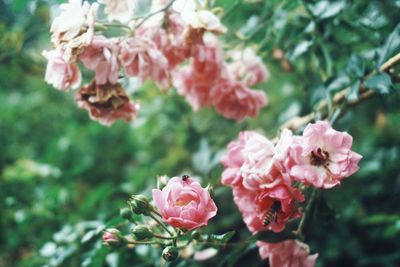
xmin=191 ymin=230 xmax=201 ymax=240
xmin=102 ymin=228 xmax=123 ymax=248
xmin=131 ymin=225 xmax=153 ymax=240
xmin=162 ymin=246 xmax=179 ymax=262
xmin=128 ymin=195 xmax=152 ymax=215
xmin=120 ymin=207 xmax=133 ymax=221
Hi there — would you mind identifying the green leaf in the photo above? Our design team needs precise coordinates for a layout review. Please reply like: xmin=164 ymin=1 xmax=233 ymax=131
xmin=326 ymin=74 xmax=351 ymax=93
xmin=346 ymin=55 xmax=365 ymax=79
xmin=310 ymin=0 xmax=346 ymax=19
xmin=208 ymin=231 xmax=236 ymax=245
xmin=346 ymin=80 xmax=361 ymax=101
xmin=364 ymin=73 xmax=392 ymax=94
xmin=376 ymin=24 xmax=400 ymax=67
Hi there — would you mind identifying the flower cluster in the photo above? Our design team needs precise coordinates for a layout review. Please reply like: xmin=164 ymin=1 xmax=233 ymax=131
xmin=43 ymin=0 xmax=269 ymax=126
xmin=221 ymin=121 xmax=362 ymax=266
xmin=102 ymin=175 xmax=218 ymax=262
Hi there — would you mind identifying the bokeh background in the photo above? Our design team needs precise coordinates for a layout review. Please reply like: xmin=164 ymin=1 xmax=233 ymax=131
xmin=1 ymin=0 xmax=400 ymax=266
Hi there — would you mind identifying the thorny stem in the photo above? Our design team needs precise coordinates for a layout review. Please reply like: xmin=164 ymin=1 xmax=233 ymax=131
xmin=134 ymin=0 xmax=176 ymax=30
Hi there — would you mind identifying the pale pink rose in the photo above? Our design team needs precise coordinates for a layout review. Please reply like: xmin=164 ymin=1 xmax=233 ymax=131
xmin=240 ymin=132 xmax=279 ymax=191
xmin=42 ymin=49 xmax=82 ymax=90
xmin=80 ymin=35 xmax=119 ymax=85
xmin=256 ymin=240 xmax=318 ymax=267
xmin=50 ymin=0 xmax=98 ymax=61
xmin=75 ymin=80 xmax=139 ymax=127
xmin=211 ymin=80 xmax=268 ymax=121
xmin=220 ymin=131 xmax=258 ymax=186
xmin=233 ymin=183 xmax=304 ymax=233
xmin=152 ymin=176 xmax=217 ymax=231
xmin=228 ymin=47 xmax=270 ymax=87
xmin=287 ymin=121 xmax=362 ymax=188
xmin=119 ymin=37 xmax=171 ymax=92
xmin=98 ymin=0 xmax=135 ymax=24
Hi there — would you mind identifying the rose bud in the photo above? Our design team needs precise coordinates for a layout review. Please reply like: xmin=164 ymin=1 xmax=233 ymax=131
xmin=120 ymin=207 xmax=133 ymax=221
xmin=128 ymin=195 xmax=152 ymax=215
xmin=102 ymin=228 xmax=123 ymax=247
xmin=162 ymin=246 xmax=179 ymax=262
xmin=131 ymin=225 xmax=153 ymax=240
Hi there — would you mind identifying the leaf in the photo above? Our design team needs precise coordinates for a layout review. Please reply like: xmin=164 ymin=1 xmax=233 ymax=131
xmin=310 ymin=0 xmax=346 ymax=19
xmin=364 ymin=73 xmax=392 ymax=94
xmin=208 ymin=231 xmax=236 ymax=245
xmin=290 ymin=40 xmax=313 ymax=60
xmin=346 ymin=55 xmax=365 ymax=79
xmin=326 ymin=74 xmax=351 ymax=93
xmin=81 ymin=229 xmax=97 ymax=244
xmin=376 ymin=24 xmax=400 ymax=67
xmin=346 ymin=80 xmax=361 ymax=101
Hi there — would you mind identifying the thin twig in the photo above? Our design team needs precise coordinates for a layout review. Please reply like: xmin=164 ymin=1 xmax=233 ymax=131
xmin=134 ymin=0 xmax=176 ymax=30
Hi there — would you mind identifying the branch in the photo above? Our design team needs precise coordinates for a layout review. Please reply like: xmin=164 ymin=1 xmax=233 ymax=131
xmin=280 ymin=52 xmax=400 ymax=131
xmin=134 ymin=0 xmax=176 ymax=30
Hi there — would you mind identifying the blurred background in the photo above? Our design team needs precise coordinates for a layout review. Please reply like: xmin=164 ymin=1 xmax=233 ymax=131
xmin=0 ymin=0 xmax=400 ymax=266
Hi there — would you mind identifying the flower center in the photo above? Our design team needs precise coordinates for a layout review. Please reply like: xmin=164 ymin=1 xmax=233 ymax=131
xmin=175 ymin=199 xmax=191 ymax=207
xmin=310 ymin=147 xmax=329 ymax=166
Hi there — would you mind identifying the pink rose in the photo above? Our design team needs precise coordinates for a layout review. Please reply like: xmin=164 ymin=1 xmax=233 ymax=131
xmin=233 ymin=183 xmax=304 ymax=233
xmin=119 ymin=37 xmax=171 ymax=92
xmin=136 ymin=14 xmax=189 ymax=69
xmin=211 ymin=80 xmax=268 ymax=121
xmin=228 ymin=47 xmax=270 ymax=87
xmin=152 ymin=176 xmax=217 ymax=231
xmin=287 ymin=121 xmax=362 ymax=188
xmin=80 ymin=35 xmax=119 ymax=85
xmin=220 ymin=131 xmax=256 ymax=186
xmin=42 ymin=49 xmax=82 ymax=90
xmin=256 ymin=240 xmax=318 ymax=267
xmin=75 ymin=81 xmax=139 ymax=127
xmin=240 ymin=132 xmax=279 ymax=190
xmin=174 ymin=38 xmax=226 ymax=110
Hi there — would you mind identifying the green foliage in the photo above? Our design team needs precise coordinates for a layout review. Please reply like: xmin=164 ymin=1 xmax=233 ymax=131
xmin=1 ymin=0 xmax=400 ymax=267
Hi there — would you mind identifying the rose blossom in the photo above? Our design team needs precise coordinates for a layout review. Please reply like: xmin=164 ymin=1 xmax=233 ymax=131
xmin=287 ymin=121 xmax=362 ymax=188
xmin=220 ymin=131 xmax=256 ymax=186
xmin=228 ymin=47 xmax=270 ymax=87
xmin=98 ymin=0 xmax=136 ymax=24
xmin=119 ymin=37 xmax=171 ymax=92
xmin=80 ymin=35 xmax=119 ymax=85
xmin=174 ymin=38 xmax=226 ymax=110
xmin=42 ymin=49 xmax=82 ymax=90
xmin=50 ymin=0 xmax=98 ymax=61
xmin=136 ymin=13 xmax=189 ymax=69
xmin=211 ymin=80 xmax=268 ymax=121
xmin=152 ymin=176 xmax=217 ymax=231
xmin=75 ymin=80 xmax=139 ymax=126
xmin=233 ymin=183 xmax=304 ymax=233
xmin=256 ymin=240 xmax=318 ymax=267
